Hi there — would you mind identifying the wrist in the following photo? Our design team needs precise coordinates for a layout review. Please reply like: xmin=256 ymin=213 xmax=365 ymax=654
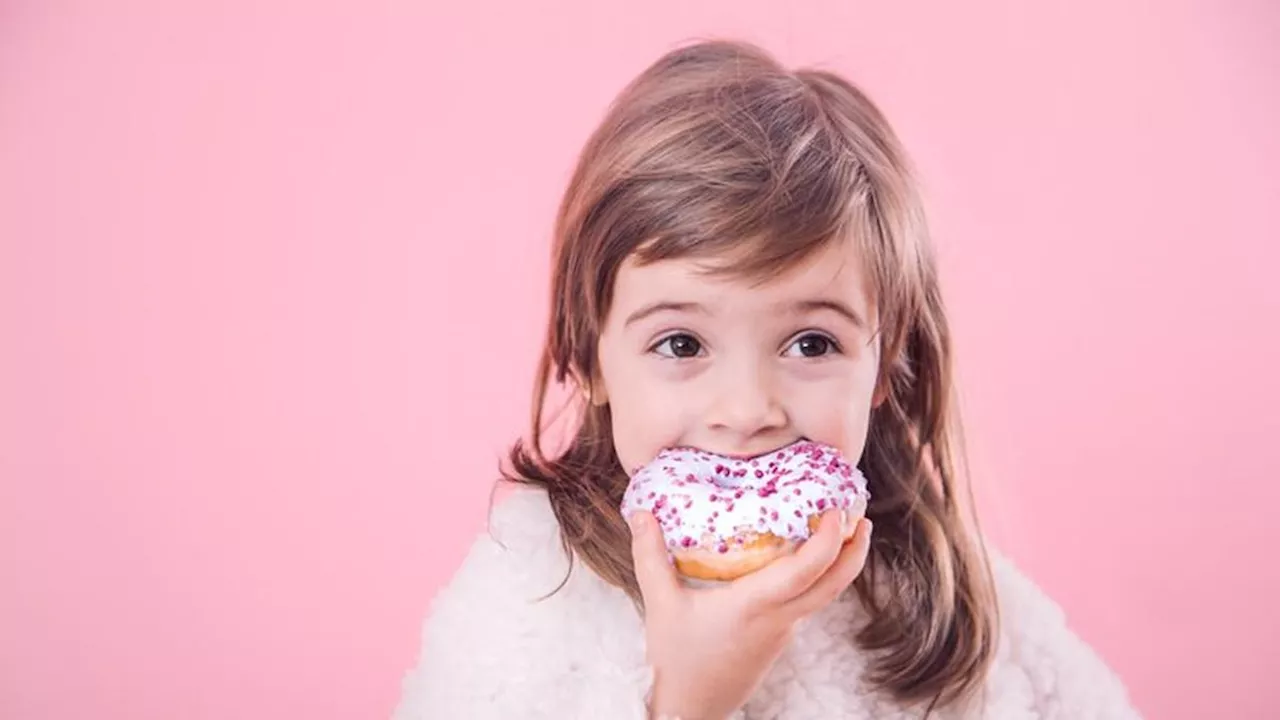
xmin=646 ymin=678 xmax=688 ymax=720
xmin=647 ymin=680 xmax=725 ymax=720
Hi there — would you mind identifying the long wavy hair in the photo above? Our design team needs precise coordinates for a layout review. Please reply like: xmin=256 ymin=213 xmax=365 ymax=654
xmin=503 ymin=39 xmax=998 ymax=711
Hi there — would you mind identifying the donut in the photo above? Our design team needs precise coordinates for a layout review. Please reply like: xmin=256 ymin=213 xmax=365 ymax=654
xmin=620 ymin=440 xmax=869 ymax=583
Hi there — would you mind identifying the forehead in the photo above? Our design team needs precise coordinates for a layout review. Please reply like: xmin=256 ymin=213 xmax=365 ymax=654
xmin=611 ymin=239 xmax=873 ymax=315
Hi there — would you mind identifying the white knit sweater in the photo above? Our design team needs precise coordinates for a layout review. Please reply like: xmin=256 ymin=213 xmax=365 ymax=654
xmin=394 ymin=490 xmax=1141 ymax=719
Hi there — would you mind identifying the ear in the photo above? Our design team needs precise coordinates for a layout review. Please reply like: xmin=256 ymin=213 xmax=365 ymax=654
xmin=589 ymin=382 xmax=610 ymax=407
xmin=871 ymin=366 xmax=892 ymax=409
xmin=871 ymin=342 xmax=897 ymax=409
xmin=571 ymin=367 xmax=610 ymax=407
xmin=871 ymin=381 xmax=889 ymax=409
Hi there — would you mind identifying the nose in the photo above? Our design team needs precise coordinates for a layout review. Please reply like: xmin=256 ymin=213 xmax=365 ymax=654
xmin=704 ymin=356 xmax=787 ymax=440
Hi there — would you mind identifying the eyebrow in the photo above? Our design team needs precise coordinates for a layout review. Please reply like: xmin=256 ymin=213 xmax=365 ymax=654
xmin=623 ymin=298 xmax=864 ymax=328
xmin=624 ymin=301 xmax=709 ymax=328
xmin=785 ymin=299 xmax=866 ymax=329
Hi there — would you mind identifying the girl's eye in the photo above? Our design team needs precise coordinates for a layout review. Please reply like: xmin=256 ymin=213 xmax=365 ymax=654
xmin=785 ymin=333 xmax=838 ymax=358
xmin=653 ymin=333 xmax=703 ymax=359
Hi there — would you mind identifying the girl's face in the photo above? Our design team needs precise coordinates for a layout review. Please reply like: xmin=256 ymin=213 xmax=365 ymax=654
xmin=596 ymin=240 xmax=882 ymax=474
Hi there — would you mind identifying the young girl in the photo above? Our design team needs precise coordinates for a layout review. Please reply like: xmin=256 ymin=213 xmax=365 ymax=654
xmin=395 ymin=40 xmax=1140 ymax=719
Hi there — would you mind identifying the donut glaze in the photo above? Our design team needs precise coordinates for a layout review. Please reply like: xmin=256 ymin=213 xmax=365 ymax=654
xmin=620 ymin=440 xmax=870 ymax=581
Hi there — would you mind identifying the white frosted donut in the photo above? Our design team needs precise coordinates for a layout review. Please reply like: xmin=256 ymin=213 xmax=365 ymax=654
xmin=620 ymin=440 xmax=870 ymax=582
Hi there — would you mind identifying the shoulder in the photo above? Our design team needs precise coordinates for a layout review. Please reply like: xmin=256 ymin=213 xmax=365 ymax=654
xmin=443 ymin=487 xmax=572 ymax=596
xmin=979 ymin=547 xmax=1143 ymax=719
xmin=393 ymin=488 xmax=651 ymax=719
xmin=410 ymin=488 xmax=576 ymax=645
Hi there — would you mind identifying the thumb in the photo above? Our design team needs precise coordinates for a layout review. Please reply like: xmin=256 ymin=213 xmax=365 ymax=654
xmin=628 ymin=512 xmax=680 ymax=606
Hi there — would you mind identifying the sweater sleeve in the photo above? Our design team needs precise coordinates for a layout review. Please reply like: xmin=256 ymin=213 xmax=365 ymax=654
xmin=990 ymin=552 xmax=1144 ymax=720
xmin=392 ymin=490 xmax=659 ymax=720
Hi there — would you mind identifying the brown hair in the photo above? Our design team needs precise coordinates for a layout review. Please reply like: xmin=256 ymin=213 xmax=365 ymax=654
xmin=504 ymin=39 xmax=997 ymax=711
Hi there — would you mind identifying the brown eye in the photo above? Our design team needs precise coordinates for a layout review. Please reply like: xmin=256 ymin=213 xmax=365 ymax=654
xmin=654 ymin=334 xmax=702 ymax=358
xmin=785 ymin=333 xmax=837 ymax=358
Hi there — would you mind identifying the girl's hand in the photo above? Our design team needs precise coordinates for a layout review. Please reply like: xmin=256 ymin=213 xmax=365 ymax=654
xmin=629 ymin=509 xmax=873 ymax=720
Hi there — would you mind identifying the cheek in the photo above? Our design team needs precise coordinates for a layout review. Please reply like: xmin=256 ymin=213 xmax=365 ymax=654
xmin=783 ymin=363 xmax=878 ymax=460
xmin=604 ymin=369 xmax=692 ymax=473
xmin=836 ymin=405 xmax=872 ymax=463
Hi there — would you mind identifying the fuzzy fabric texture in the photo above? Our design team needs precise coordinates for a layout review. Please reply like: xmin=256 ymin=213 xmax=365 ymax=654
xmin=394 ymin=489 xmax=1141 ymax=719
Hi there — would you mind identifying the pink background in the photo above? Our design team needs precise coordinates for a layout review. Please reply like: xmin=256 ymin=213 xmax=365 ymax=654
xmin=3 ymin=1 xmax=1277 ymax=718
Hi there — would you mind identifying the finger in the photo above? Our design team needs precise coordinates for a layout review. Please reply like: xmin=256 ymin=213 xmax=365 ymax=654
xmin=738 ymin=509 xmax=845 ymax=604
xmin=785 ymin=518 xmax=872 ymax=618
xmin=840 ymin=498 xmax=867 ymax=540
xmin=628 ymin=512 xmax=680 ymax=608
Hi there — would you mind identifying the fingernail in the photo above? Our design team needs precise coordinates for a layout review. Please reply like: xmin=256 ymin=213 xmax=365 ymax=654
xmin=628 ymin=513 xmax=645 ymax=534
